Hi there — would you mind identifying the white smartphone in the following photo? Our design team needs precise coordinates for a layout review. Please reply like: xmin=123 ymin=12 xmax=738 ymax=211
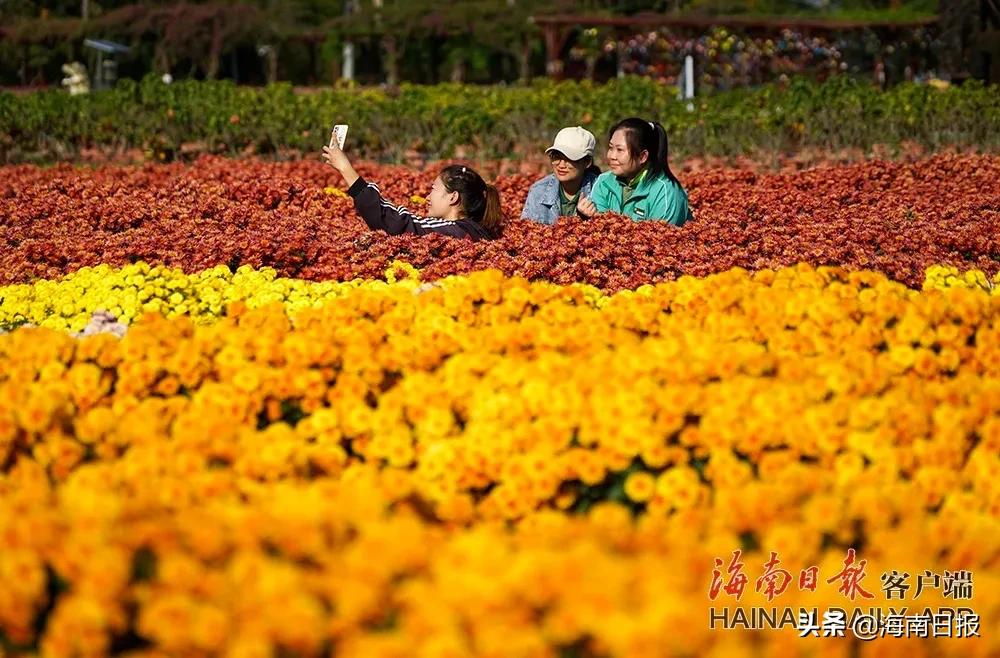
xmin=330 ymin=124 xmax=348 ymax=149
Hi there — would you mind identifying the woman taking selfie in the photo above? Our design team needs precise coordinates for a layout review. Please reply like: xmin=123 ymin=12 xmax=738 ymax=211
xmin=322 ymin=135 xmax=501 ymax=241
xmin=520 ymin=126 xmax=601 ymax=224
xmin=578 ymin=118 xmax=692 ymax=226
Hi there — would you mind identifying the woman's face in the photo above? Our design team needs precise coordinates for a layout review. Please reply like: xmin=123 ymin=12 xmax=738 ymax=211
xmin=548 ymin=151 xmax=589 ymax=185
xmin=606 ymin=129 xmax=647 ymax=178
xmin=427 ymin=176 xmax=458 ymax=218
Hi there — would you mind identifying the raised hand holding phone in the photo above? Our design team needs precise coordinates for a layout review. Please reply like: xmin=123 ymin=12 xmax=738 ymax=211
xmin=322 ymin=123 xmax=359 ymax=187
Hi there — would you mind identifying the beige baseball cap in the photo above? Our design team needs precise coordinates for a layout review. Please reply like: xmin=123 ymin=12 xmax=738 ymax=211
xmin=545 ymin=126 xmax=597 ymax=161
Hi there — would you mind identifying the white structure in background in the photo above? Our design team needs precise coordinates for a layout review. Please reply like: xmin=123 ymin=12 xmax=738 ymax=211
xmin=61 ymin=62 xmax=90 ymax=95
xmin=682 ymin=54 xmax=695 ymax=111
xmin=342 ymin=42 xmax=355 ymax=80
xmin=342 ymin=0 xmax=358 ymax=81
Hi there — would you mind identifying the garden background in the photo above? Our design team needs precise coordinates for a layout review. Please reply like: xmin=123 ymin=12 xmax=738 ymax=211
xmin=1 ymin=2 xmax=998 ymax=657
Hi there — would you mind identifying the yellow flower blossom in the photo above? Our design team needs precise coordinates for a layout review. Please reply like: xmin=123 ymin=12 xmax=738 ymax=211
xmin=0 ymin=263 xmax=997 ymax=656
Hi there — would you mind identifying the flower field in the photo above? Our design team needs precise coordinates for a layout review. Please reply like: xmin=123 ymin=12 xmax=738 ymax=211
xmin=2 ymin=154 xmax=999 ymax=291
xmin=1 ymin=154 xmax=999 ymax=657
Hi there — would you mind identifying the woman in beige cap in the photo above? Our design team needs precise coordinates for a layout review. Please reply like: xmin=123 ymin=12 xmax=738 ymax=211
xmin=520 ymin=126 xmax=601 ymax=225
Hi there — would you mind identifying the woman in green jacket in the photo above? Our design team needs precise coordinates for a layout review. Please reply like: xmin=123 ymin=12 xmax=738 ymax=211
xmin=578 ymin=118 xmax=693 ymax=226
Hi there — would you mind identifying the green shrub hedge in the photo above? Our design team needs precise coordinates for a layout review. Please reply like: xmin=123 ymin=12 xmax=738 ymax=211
xmin=1 ymin=75 xmax=997 ymax=163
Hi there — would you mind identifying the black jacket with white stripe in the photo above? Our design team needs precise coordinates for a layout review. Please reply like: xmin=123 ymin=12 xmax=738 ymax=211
xmin=347 ymin=177 xmax=496 ymax=241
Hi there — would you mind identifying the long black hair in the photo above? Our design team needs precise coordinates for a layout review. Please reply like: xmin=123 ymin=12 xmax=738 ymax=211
xmin=608 ymin=117 xmax=681 ymax=185
xmin=439 ymin=164 xmax=503 ymax=236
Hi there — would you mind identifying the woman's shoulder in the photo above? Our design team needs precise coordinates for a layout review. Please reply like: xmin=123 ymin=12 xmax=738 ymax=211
xmin=648 ymin=172 xmax=688 ymax=196
xmin=455 ymin=220 xmax=497 ymax=241
xmin=529 ymin=173 xmax=558 ymax=190
xmin=593 ymin=170 xmax=617 ymax=186
xmin=524 ymin=175 xmax=558 ymax=209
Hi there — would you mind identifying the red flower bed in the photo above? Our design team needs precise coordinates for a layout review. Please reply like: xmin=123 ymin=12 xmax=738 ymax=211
xmin=1 ymin=154 xmax=997 ymax=290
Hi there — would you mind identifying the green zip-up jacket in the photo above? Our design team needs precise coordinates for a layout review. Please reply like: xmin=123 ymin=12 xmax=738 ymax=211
xmin=589 ymin=169 xmax=693 ymax=225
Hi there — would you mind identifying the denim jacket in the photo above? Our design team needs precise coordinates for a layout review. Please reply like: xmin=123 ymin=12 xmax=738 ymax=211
xmin=520 ymin=169 xmax=600 ymax=225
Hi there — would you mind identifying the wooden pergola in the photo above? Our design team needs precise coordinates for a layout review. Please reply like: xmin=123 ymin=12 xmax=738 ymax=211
xmin=529 ymin=13 xmax=940 ymax=78
xmin=531 ymin=3 xmax=1000 ymax=83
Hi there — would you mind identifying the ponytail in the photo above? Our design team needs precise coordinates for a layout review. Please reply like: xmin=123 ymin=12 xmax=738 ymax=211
xmin=609 ymin=117 xmax=681 ymax=185
xmin=481 ymin=184 xmax=502 ymax=236
xmin=649 ymin=121 xmax=681 ymax=185
xmin=440 ymin=164 xmax=504 ymax=237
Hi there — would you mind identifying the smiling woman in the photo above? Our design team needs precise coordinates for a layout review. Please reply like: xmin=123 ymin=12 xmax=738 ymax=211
xmin=581 ymin=117 xmax=693 ymax=226
xmin=520 ymin=126 xmax=601 ymax=225
xmin=322 ymin=133 xmax=501 ymax=241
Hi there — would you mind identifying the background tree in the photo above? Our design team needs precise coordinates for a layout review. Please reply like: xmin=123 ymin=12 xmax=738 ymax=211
xmin=0 ymin=0 xmax=950 ymax=85
xmin=327 ymin=0 xmax=446 ymax=85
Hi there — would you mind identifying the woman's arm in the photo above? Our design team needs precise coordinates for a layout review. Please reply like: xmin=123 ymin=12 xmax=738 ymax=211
xmin=588 ymin=174 xmax=614 ymax=213
xmin=347 ymin=177 xmax=435 ymax=236
xmin=323 ymin=135 xmax=426 ymax=235
xmin=322 ymin=138 xmax=360 ymax=188
xmin=322 ymin=135 xmax=476 ymax=239
xmin=578 ymin=174 xmax=613 ymax=218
